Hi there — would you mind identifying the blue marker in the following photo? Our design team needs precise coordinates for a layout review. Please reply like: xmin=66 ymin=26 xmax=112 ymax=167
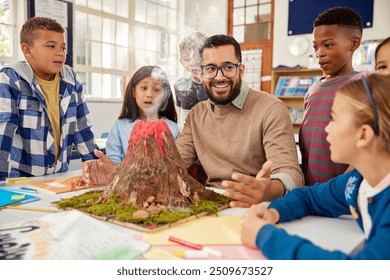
xmin=20 ymin=187 xmax=37 ymax=192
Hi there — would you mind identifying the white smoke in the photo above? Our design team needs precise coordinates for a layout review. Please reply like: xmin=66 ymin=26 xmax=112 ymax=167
xmin=144 ymin=67 xmax=170 ymax=121
xmin=176 ymin=32 xmax=207 ymax=95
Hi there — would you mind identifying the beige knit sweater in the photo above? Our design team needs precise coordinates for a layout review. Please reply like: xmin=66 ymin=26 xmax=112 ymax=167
xmin=176 ymin=82 xmax=304 ymax=189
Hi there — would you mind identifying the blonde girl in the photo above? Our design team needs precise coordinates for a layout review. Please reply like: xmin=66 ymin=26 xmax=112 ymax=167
xmin=241 ymin=73 xmax=390 ymax=259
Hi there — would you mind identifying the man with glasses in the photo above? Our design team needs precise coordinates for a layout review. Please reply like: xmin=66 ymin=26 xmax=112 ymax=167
xmin=175 ymin=35 xmax=304 ymax=207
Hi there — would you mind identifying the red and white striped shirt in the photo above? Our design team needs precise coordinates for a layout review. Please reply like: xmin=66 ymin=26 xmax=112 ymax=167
xmin=299 ymin=72 xmax=360 ymax=186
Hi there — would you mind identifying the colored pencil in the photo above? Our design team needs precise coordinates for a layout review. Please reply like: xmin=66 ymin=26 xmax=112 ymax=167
xmin=5 ymin=206 xmax=58 ymax=213
xmin=168 ymin=236 xmax=223 ymax=257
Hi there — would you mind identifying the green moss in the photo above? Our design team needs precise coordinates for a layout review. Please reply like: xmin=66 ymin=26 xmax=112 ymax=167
xmin=190 ymin=200 xmax=219 ymax=214
xmin=116 ymin=211 xmax=144 ymax=223
xmin=208 ymin=191 xmax=233 ymax=205
xmin=87 ymin=202 xmax=122 ymax=216
xmin=57 ymin=191 xmax=232 ymax=227
xmin=57 ymin=191 xmax=101 ymax=209
xmin=147 ymin=210 xmax=191 ymax=225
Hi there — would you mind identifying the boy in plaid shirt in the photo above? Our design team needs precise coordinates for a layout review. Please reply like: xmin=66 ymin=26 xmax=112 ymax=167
xmin=0 ymin=17 xmax=97 ymax=179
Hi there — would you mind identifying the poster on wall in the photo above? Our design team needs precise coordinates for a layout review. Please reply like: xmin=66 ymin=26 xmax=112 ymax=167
xmin=35 ymin=0 xmax=68 ymax=28
xmin=27 ymin=0 xmax=73 ymax=66
xmin=288 ymin=0 xmax=374 ymax=36
xmin=242 ymin=49 xmax=262 ymax=91
xmin=353 ymin=39 xmax=383 ymax=71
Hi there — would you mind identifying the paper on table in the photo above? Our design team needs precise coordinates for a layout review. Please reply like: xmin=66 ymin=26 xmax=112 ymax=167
xmin=29 ymin=176 xmax=101 ymax=194
xmin=11 ymin=194 xmax=26 ymax=200
xmin=280 ymin=215 xmax=365 ymax=254
xmin=142 ymin=216 xmax=242 ymax=245
xmin=0 ymin=188 xmax=39 ymax=207
xmin=0 ymin=210 xmax=150 ymax=260
xmin=158 ymin=245 xmax=266 ymax=260
xmin=6 ymin=177 xmax=35 ymax=184
xmin=141 ymin=246 xmax=180 ymax=260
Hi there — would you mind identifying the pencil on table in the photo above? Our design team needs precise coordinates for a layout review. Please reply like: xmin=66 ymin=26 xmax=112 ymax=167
xmin=5 ymin=206 xmax=58 ymax=213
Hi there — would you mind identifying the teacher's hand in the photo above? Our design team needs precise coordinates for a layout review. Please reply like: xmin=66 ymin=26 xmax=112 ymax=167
xmin=222 ymin=161 xmax=284 ymax=207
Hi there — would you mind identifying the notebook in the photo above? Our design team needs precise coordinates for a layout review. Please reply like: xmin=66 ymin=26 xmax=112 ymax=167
xmin=0 ymin=188 xmax=40 ymax=207
xmin=29 ymin=176 xmax=101 ymax=194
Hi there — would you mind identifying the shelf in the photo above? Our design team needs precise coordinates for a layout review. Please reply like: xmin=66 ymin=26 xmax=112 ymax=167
xmin=271 ymin=68 xmax=323 ymax=95
xmin=271 ymin=68 xmax=323 ymax=133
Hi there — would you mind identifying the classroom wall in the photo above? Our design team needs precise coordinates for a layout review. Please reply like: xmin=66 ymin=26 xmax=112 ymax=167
xmin=15 ymin=0 xmax=27 ymax=61
xmin=273 ymin=0 xmax=390 ymax=68
xmin=184 ymin=0 xmax=228 ymax=37
xmin=87 ymin=101 xmax=121 ymax=138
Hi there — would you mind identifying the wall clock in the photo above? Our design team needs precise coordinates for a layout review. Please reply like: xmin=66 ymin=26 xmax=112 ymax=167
xmin=288 ymin=36 xmax=309 ymax=56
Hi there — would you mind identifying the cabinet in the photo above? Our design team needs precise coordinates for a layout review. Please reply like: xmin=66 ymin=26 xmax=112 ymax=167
xmin=271 ymin=68 xmax=323 ymax=132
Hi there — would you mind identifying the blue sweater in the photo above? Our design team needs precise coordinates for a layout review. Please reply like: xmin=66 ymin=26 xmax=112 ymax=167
xmin=257 ymin=170 xmax=390 ymax=259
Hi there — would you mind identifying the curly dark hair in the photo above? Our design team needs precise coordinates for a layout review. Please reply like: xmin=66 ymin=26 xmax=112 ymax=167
xmin=313 ymin=6 xmax=362 ymax=37
xmin=20 ymin=17 xmax=65 ymax=45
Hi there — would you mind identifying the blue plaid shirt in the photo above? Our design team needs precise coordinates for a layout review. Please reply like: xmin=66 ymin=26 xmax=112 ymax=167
xmin=0 ymin=61 xmax=98 ymax=179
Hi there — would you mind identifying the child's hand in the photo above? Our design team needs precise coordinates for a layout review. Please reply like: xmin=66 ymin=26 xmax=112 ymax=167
xmin=241 ymin=204 xmax=279 ymax=248
xmin=73 ymin=176 xmax=85 ymax=187
xmin=81 ymin=149 xmax=115 ymax=187
xmin=256 ymin=204 xmax=280 ymax=224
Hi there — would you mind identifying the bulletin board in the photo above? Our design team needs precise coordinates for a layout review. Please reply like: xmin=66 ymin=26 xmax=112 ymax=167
xmin=288 ymin=0 xmax=374 ymax=36
xmin=242 ymin=49 xmax=262 ymax=91
xmin=27 ymin=0 xmax=73 ymax=67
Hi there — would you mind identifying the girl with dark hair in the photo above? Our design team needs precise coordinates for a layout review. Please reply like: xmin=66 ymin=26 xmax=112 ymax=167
xmin=106 ymin=65 xmax=179 ymax=163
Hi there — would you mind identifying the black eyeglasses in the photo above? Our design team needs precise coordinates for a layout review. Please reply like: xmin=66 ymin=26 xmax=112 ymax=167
xmin=361 ymin=76 xmax=379 ymax=135
xmin=200 ymin=63 xmax=241 ymax=79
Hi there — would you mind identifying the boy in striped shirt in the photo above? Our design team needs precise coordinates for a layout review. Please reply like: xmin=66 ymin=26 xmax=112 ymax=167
xmin=299 ymin=7 xmax=363 ymax=186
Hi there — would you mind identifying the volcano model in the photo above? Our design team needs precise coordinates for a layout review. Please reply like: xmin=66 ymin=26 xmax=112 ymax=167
xmin=98 ymin=120 xmax=212 ymax=208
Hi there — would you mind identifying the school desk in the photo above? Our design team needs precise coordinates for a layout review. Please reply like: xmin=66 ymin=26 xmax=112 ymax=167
xmin=0 ymin=170 xmax=365 ymax=259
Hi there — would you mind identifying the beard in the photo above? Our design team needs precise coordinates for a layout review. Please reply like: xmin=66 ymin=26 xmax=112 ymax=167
xmin=205 ymin=78 xmax=242 ymax=106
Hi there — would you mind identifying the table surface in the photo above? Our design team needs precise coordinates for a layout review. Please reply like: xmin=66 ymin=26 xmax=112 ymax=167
xmin=0 ymin=170 xmax=365 ymax=259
